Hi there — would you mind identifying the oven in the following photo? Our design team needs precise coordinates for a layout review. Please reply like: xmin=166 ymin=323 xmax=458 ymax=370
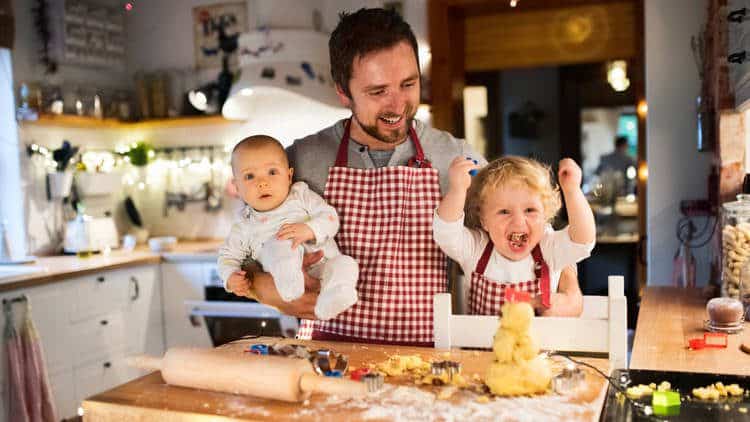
xmin=185 ymin=264 xmax=299 ymax=346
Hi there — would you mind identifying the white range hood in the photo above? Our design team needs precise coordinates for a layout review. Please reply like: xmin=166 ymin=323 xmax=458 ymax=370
xmin=222 ymin=29 xmax=348 ymax=123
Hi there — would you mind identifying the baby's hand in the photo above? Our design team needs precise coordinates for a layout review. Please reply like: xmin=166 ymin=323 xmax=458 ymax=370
xmin=227 ymin=271 xmax=252 ymax=297
xmin=558 ymin=158 xmax=582 ymax=191
xmin=277 ymin=223 xmax=315 ymax=249
xmin=448 ymin=156 xmax=479 ymax=192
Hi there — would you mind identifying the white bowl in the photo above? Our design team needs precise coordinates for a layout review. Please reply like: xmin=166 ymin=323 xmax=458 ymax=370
xmin=148 ymin=236 xmax=177 ymax=252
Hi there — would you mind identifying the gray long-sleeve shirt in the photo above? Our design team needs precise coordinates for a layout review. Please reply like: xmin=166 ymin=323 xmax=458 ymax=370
xmin=287 ymin=119 xmax=487 ymax=195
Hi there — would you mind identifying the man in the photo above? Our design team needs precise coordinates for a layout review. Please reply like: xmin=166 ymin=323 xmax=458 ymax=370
xmin=596 ymin=136 xmax=636 ymax=179
xmin=229 ymin=8 xmax=582 ymax=345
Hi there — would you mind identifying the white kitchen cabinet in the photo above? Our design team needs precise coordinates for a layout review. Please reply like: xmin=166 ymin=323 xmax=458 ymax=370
xmin=161 ymin=262 xmax=212 ymax=349
xmin=0 ymin=263 xmax=163 ymax=422
xmin=73 ymin=352 xmax=143 ymax=408
xmin=50 ymin=367 xmax=77 ymax=420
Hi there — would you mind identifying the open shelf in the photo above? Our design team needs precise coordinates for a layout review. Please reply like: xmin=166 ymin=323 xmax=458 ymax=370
xmin=19 ymin=114 xmax=236 ymax=129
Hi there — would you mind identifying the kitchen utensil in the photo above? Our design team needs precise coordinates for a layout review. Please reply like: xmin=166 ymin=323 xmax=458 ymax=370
xmin=127 ymin=347 xmax=368 ymax=403
xmin=124 ymin=196 xmax=143 ymax=227
xmin=63 ymin=215 xmax=119 ymax=253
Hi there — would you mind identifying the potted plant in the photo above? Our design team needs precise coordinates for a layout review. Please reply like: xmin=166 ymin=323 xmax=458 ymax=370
xmin=47 ymin=140 xmax=79 ymax=199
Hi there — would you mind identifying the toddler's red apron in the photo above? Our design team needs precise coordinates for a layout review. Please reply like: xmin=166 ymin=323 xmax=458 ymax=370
xmin=469 ymin=241 xmax=550 ymax=316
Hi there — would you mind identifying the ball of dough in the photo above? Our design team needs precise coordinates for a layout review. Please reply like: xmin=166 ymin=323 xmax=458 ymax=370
xmin=485 ymin=355 xmax=551 ymax=396
xmin=500 ymin=302 xmax=534 ymax=333
xmin=512 ymin=334 xmax=538 ymax=363
xmin=492 ymin=328 xmax=518 ymax=363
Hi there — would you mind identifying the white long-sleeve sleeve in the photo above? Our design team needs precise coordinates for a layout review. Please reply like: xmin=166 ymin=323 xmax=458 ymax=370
xmin=293 ymin=182 xmax=340 ymax=247
xmin=217 ymin=222 xmax=250 ymax=290
xmin=432 ymin=210 xmax=487 ymax=275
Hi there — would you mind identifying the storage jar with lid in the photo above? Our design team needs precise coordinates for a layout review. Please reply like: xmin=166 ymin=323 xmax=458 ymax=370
xmin=721 ymin=194 xmax=750 ymax=298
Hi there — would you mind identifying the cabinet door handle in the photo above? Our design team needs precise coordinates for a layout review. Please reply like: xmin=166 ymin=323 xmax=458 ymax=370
xmin=103 ymin=362 xmax=111 ymax=369
xmin=129 ymin=276 xmax=140 ymax=301
xmin=728 ymin=8 xmax=747 ymax=23
xmin=188 ymin=314 xmax=202 ymax=327
xmin=97 ymin=276 xmax=105 ymax=283
xmin=100 ymin=319 xmax=108 ymax=325
xmin=729 ymin=51 xmax=747 ymax=64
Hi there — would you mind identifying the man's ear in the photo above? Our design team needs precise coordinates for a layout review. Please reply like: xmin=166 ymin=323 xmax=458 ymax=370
xmin=335 ymin=84 xmax=352 ymax=108
xmin=289 ymin=167 xmax=294 ymax=182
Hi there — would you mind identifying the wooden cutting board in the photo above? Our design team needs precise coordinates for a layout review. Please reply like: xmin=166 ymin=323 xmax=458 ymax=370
xmin=82 ymin=337 xmax=610 ymax=421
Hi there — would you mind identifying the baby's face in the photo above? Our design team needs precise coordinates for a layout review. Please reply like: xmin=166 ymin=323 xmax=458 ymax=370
xmin=232 ymin=145 xmax=293 ymax=212
xmin=479 ymin=182 xmax=546 ymax=261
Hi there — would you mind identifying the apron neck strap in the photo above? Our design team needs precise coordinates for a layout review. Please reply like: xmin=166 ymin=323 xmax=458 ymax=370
xmin=474 ymin=241 xmax=495 ymax=275
xmin=334 ymin=118 xmax=428 ymax=168
xmin=531 ymin=245 xmax=551 ymax=309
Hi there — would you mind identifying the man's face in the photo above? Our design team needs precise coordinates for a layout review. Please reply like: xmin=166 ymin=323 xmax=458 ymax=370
xmin=232 ymin=145 xmax=293 ymax=212
xmin=336 ymin=41 xmax=420 ymax=149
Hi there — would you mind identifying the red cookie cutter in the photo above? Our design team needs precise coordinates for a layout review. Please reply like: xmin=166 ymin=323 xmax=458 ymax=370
xmin=688 ymin=332 xmax=728 ymax=350
xmin=504 ymin=287 xmax=532 ymax=304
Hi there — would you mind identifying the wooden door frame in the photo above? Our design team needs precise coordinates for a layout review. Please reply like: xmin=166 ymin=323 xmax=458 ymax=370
xmin=428 ymin=0 xmax=648 ymax=289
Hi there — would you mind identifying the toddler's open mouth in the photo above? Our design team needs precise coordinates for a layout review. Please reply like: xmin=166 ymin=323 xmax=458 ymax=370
xmin=507 ymin=232 xmax=528 ymax=250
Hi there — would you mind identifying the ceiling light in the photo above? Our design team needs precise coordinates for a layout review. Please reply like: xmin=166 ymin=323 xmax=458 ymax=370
xmin=607 ymin=60 xmax=630 ymax=92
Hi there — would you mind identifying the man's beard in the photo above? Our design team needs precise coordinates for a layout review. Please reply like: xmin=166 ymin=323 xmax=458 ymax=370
xmin=354 ymin=105 xmax=417 ymax=145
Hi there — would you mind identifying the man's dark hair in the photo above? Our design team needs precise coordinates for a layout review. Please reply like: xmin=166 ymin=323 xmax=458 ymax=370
xmin=615 ymin=136 xmax=629 ymax=149
xmin=329 ymin=8 xmax=420 ymax=97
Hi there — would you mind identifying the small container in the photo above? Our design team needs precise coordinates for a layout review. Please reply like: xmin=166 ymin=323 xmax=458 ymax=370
xmin=720 ymin=194 xmax=750 ymax=298
xmin=706 ymin=297 xmax=744 ymax=325
xmin=148 ymin=236 xmax=177 ymax=252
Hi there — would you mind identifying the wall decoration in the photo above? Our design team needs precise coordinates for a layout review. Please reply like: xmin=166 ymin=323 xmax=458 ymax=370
xmin=193 ymin=2 xmax=247 ymax=69
xmin=49 ymin=0 xmax=125 ymax=69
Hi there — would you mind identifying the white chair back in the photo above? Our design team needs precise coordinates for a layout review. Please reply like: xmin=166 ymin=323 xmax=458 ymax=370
xmin=434 ymin=275 xmax=628 ymax=370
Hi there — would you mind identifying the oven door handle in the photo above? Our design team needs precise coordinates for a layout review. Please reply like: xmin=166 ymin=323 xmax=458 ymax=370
xmin=184 ymin=300 xmax=299 ymax=337
xmin=184 ymin=300 xmax=284 ymax=318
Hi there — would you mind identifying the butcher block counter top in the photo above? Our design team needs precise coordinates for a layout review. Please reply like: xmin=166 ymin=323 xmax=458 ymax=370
xmin=82 ymin=337 xmax=610 ymax=421
xmin=630 ymin=287 xmax=750 ymax=376
xmin=0 ymin=239 xmax=223 ymax=292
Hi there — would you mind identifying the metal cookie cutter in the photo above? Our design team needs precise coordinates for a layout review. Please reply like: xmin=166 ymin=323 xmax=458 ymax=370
xmin=312 ymin=349 xmax=349 ymax=376
xmin=431 ymin=360 xmax=462 ymax=382
xmin=362 ymin=373 xmax=384 ymax=392
xmin=552 ymin=362 xmax=585 ymax=395
xmin=269 ymin=343 xmax=313 ymax=360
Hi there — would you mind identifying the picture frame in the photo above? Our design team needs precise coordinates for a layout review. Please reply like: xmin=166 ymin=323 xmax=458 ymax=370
xmin=192 ymin=2 xmax=248 ymax=69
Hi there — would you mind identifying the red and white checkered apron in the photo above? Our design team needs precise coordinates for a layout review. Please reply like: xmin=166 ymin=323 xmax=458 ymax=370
xmin=469 ymin=241 xmax=551 ymax=316
xmin=296 ymin=120 xmax=447 ymax=346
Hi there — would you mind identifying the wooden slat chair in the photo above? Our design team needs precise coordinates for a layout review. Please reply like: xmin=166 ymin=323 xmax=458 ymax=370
xmin=434 ymin=275 xmax=628 ymax=371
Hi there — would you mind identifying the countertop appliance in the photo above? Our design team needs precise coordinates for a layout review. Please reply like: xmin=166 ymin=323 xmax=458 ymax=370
xmin=63 ymin=215 xmax=119 ymax=253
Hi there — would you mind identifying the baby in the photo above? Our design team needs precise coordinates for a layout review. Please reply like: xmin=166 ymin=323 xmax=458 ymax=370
xmin=218 ymin=135 xmax=358 ymax=320
xmin=433 ymin=155 xmax=595 ymax=316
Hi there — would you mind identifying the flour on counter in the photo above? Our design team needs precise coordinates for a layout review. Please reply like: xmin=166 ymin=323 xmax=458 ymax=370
xmin=293 ymin=385 xmax=594 ymax=421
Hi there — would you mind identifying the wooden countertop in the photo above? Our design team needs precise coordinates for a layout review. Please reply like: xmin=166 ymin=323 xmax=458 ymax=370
xmin=82 ymin=338 xmax=610 ymax=421
xmin=630 ymin=287 xmax=750 ymax=376
xmin=0 ymin=240 xmax=223 ymax=293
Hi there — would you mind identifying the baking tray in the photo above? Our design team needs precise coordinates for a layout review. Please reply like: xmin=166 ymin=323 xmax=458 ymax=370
xmin=601 ymin=369 xmax=750 ymax=421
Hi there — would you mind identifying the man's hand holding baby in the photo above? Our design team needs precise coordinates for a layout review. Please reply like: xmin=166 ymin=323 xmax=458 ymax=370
xmin=276 ymin=223 xmax=315 ymax=249
xmin=226 ymin=270 xmax=252 ymax=297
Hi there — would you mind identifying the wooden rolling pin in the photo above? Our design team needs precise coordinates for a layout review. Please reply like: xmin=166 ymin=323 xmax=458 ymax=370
xmin=128 ymin=347 xmax=368 ymax=402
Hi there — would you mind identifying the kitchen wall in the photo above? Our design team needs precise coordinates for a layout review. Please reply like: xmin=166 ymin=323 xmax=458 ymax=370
xmin=10 ymin=0 xmax=427 ymax=255
xmin=645 ymin=0 xmax=713 ymax=285
xmin=500 ymin=67 xmax=560 ymax=165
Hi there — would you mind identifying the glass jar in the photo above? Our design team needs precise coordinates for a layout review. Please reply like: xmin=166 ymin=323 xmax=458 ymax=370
xmin=721 ymin=194 xmax=750 ymax=298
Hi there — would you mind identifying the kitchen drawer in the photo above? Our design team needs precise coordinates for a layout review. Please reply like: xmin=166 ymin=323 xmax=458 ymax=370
xmin=74 ymin=353 xmax=143 ymax=407
xmin=71 ymin=265 xmax=156 ymax=322
xmin=69 ymin=311 xmax=127 ymax=366
xmin=128 ymin=321 xmax=164 ymax=356
xmin=50 ymin=367 xmax=77 ymax=421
